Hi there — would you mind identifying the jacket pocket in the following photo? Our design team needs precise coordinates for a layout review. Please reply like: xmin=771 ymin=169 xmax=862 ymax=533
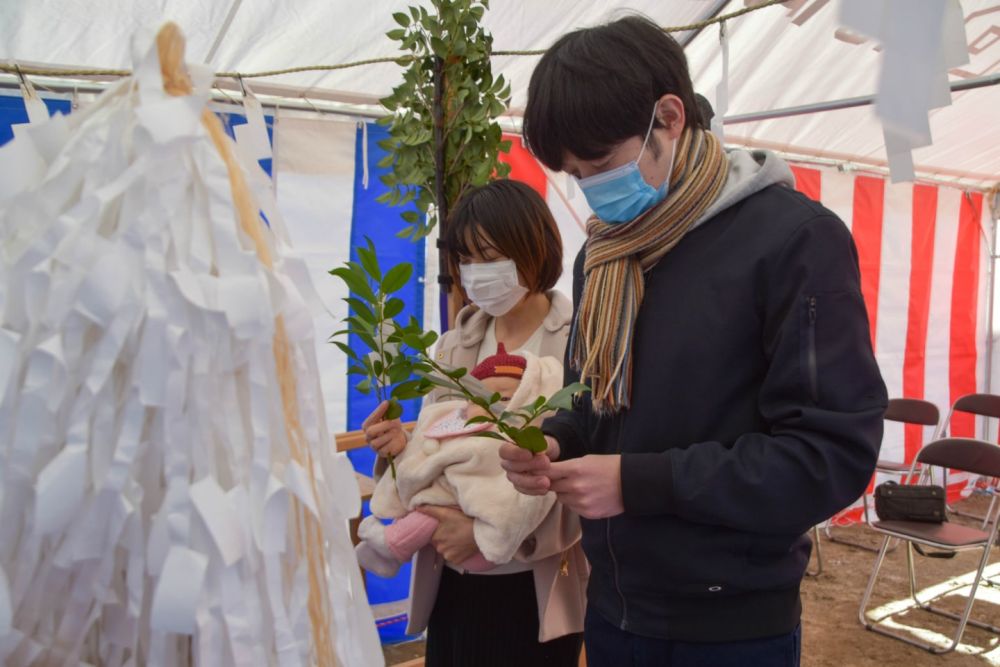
xmin=805 ymin=296 xmax=819 ymax=403
xmin=798 ymin=290 xmax=881 ymax=411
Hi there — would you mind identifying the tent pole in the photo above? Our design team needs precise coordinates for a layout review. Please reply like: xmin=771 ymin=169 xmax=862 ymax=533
xmin=0 ymin=75 xmax=386 ymax=118
xmin=723 ymin=73 xmax=1000 ymax=125
xmin=204 ymin=0 xmax=245 ymax=65
xmin=987 ymin=203 xmax=1000 ymax=440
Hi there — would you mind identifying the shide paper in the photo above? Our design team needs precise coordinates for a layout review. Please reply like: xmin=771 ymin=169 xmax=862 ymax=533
xmin=0 ymin=23 xmax=381 ymax=667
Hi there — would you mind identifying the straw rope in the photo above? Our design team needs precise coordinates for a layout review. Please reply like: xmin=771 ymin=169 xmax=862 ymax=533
xmin=1 ymin=0 xmax=787 ymax=80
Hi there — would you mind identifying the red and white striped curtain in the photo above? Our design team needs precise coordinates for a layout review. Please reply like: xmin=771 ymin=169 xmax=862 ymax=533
xmin=790 ymin=165 xmax=994 ymax=505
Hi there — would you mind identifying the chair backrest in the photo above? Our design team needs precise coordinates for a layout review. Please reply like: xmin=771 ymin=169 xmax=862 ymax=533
xmin=917 ymin=437 xmax=1000 ymax=478
xmin=884 ymin=398 xmax=940 ymax=426
xmin=952 ymin=393 xmax=1000 ymax=419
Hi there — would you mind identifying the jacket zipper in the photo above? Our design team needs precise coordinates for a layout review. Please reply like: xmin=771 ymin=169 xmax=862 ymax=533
xmin=608 ymin=421 xmax=629 ymax=630
xmin=807 ymin=296 xmax=819 ymax=403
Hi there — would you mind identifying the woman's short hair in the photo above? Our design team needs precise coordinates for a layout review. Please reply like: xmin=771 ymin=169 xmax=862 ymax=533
xmin=523 ymin=14 xmax=699 ymax=171
xmin=445 ymin=179 xmax=563 ymax=293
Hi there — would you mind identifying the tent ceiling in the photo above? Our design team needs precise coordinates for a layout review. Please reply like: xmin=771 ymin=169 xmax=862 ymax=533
xmin=2 ymin=0 xmax=999 ymax=187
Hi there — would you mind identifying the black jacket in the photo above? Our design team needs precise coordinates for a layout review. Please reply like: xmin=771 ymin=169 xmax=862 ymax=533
xmin=542 ymin=183 xmax=887 ymax=642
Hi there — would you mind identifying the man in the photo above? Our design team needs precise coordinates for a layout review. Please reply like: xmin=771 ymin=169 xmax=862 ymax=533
xmin=500 ymin=15 xmax=887 ymax=667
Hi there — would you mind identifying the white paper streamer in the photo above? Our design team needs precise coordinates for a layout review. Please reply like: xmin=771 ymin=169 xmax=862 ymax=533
xmin=18 ymin=74 xmax=49 ymax=127
xmin=0 ymin=26 xmax=382 ymax=667
xmin=840 ymin=0 xmax=969 ymax=182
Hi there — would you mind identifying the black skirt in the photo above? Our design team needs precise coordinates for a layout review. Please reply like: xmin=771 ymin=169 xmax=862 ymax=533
xmin=424 ymin=566 xmax=583 ymax=667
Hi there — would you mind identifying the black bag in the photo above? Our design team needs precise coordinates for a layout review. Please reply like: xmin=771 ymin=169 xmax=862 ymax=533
xmin=873 ymin=481 xmax=946 ymax=523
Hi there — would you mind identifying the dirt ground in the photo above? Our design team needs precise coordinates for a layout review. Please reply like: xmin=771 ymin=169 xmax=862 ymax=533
xmin=384 ymin=494 xmax=1000 ymax=666
xmin=802 ymin=493 xmax=1000 ymax=667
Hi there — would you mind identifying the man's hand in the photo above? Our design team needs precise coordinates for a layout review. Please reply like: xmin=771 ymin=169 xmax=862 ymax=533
xmin=499 ymin=436 xmax=560 ymax=495
xmin=417 ymin=506 xmax=480 ymax=564
xmin=547 ymin=455 xmax=624 ymax=519
xmin=362 ymin=401 xmax=407 ymax=458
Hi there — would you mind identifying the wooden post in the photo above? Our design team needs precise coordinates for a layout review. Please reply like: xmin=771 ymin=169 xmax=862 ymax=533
xmin=432 ymin=55 xmax=461 ymax=331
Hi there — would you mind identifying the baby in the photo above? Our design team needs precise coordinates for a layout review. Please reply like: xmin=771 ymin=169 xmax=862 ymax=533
xmin=356 ymin=344 xmax=562 ymax=577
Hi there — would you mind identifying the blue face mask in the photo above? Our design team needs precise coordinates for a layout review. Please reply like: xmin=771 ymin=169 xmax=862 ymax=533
xmin=576 ymin=105 xmax=675 ymax=224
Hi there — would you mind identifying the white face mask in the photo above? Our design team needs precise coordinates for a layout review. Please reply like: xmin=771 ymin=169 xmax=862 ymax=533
xmin=459 ymin=259 xmax=528 ymax=317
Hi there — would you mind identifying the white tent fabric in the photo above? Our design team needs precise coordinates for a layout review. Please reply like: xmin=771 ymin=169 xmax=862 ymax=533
xmin=2 ymin=1 xmax=998 ymax=186
xmin=273 ymin=116 xmax=358 ymax=433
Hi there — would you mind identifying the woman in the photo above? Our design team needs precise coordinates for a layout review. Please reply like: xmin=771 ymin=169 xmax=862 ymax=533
xmin=362 ymin=179 xmax=586 ymax=666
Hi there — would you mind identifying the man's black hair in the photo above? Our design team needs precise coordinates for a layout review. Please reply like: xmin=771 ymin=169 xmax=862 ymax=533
xmin=694 ymin=93 xmax=715 ymax=130
xmin=523 ymin=14 xmax=699 ymax=171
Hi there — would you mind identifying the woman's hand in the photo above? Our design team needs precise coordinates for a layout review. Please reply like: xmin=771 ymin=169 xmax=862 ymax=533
xmin=362 ymin=401 xmax=407 ymax=458
xmin=417 ymin=506 xmax=480 ymax=564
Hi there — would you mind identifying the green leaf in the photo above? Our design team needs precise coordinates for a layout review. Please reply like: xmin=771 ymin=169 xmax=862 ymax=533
xmin=388 ymin=362 xmax=413 ymax=385
xmin=387 ymin=28 xmax=406 ymax=40
xmin=542 ymin=382 xmax=591 ymax=412
xmin=401 ymin=333 xmax=429 ymax=353
xmin=356 ymin=244 xmax=381 ymax=282
xmin=416 ymin=370 xmax=465 ymax=393
xmin=510 ymin=426 xmax=547 ymax=453
xmin=445 ymin=366 xmax=468 ymax=379
xmin=507 ymin=410 xmax=533 ymax=425
xmin=346 ymin=316 xmax=374 ymax=336
xmin=384 ymin=297 xmax=405 ymax=319
xmin=330 ymin=266 xmax=376 ymax=302
xmin=401 ymin=210 xmax=420 ymax=224
xmin=356 ymin=330 xmax=379 ymax=352
xmin=470 ymin=395 xmax=492 ymax=413
xmin=332 ymin=340 xmax=360 ymax=361
xmin=391 ymin=379 xmax=428 ymax=400
xmin=421 ymin=331 xmax=439 ymax=349
xmin=381 ymin=263 xmax=414 ymax=294
xmin=465 ymin=415 xmax=494 ymax=425
xmin=344 ymin=297 xmax=376 ymax=324
xmin=385 ymin=400 xmax=404 ymax=420
xmin=347 ymin=365 xmax=368 ymax=376
xmin=356 ymin=377 xmax=373 ymax=394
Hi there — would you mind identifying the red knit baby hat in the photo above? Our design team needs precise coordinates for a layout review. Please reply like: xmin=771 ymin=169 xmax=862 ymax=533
xmin=470 ymin=343 xmax=527 ymax=380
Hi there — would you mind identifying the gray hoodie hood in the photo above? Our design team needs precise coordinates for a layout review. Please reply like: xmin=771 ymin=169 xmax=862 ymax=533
xmin=692 ymin=148 xmax=795 ymax=229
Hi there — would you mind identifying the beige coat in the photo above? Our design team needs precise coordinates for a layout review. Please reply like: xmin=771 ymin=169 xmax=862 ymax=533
xmin=369 ymin=352 xmax=562 ymax=564
xmin=377 ymin=291 xmax=588 ymax=642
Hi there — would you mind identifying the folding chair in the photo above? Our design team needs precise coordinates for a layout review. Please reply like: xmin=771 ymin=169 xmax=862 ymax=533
xmin=824 ymin=398 xmax=941 ymax=552
xmin=940 ymin=394 xmax=1000 ymax=525
xmin=858 ymin=437 xmax=1000 ymax=654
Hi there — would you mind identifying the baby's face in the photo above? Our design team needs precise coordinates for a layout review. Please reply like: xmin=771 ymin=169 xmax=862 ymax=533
xmin=466 ymin=375 xmax=521 ymax=421
xmin=480 ymin=375 xmax=520 ymax=405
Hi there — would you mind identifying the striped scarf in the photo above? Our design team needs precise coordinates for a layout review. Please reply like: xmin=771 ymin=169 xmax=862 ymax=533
xmin=570 ymin=128 xmax=729 ymax=415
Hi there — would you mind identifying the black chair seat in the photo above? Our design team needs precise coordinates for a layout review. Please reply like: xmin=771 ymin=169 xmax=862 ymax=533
xmin=872 ymin=519 xmax=988 ymax=548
